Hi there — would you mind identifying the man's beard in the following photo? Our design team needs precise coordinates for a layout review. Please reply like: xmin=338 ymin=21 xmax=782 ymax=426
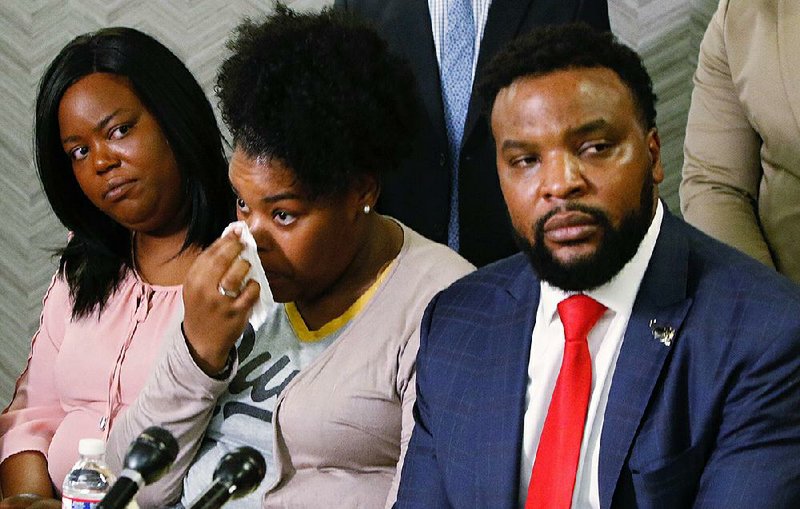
xmin=516 ymin=175 xmax=654 ymax=292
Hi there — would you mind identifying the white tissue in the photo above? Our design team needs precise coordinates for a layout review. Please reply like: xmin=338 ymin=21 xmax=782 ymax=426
xmin=221 ymin=220 xmax=274 ymax=330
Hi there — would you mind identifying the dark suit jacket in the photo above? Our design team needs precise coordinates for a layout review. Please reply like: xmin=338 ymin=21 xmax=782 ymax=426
xmin=397 ymin=211 xmax=800 ymax=508
xmin=334 ymin=0 xmax=610 ymax=266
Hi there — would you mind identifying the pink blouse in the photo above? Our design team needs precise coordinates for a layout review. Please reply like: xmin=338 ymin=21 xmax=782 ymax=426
xmin=0 ymin=270 xmax=182 ymax=490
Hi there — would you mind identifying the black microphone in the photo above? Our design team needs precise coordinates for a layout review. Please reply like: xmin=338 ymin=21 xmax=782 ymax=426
xmin=186 ymin=446 xmax=267 ymax=509
xmin=97 ymin=426 xmax=179 ymax=509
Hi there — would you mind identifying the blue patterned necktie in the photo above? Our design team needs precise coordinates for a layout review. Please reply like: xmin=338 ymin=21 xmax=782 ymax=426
xmin=440 ymin=0 xmax=475 ymax=251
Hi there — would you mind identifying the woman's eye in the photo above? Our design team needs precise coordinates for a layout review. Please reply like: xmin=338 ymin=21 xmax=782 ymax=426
xmin=236 ymin=198 xmax=250 ymax=213
xmin=274 ymin=210 xmax=296 ymax=226
xmin=69 ymin=146 xmax=89 ymax=161
xmin=110 ymin=124 xmax=131 ymax=140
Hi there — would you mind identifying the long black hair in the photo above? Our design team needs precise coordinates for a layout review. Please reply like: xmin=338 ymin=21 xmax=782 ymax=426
xmin=35 ymin=27 xmax=235 ymax=318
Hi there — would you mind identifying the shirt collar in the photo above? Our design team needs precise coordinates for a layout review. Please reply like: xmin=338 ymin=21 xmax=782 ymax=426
xmin=539 ymin=201 xmax=665 ymax=321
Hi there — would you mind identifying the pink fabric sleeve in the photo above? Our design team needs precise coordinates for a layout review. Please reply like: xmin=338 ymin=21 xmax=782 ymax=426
xmin=0 ymin=274 xmax=69 ymax=466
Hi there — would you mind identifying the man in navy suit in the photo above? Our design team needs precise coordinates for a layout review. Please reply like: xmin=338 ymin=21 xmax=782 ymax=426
xmin=396 ymin=24 xmax=800 ymax=508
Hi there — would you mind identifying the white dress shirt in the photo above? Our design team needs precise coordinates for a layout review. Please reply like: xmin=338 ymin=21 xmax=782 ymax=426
xmin=518 ymin=202 xmax=665 ymax=508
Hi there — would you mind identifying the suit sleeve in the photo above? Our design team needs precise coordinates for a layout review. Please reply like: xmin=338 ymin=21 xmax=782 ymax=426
xmin=394 ymin=294 xmax=451 ymax=508
xmin=679 ymin=0 xmax=774 ymax=268
xmin=105 ymin=325 xmax=234 ymax=508
xmin=691 ymin=313 xmax=800 ymax=507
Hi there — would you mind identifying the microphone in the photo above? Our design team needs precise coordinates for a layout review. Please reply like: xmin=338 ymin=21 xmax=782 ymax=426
xmin=186 ymin=446 xmax=267 ymax=509
xmin=97 ymin=426 xmax=179 ymax=509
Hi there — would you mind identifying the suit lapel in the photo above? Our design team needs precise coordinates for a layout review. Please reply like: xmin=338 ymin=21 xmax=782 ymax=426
xmin=777 ymin=0 xmax=800 ymax=133
xmin=463 ymin=0 xmax=535 ymax=142
xmin=477 ymin=258 xmax=539 ymax=507
xmin=393 ymin=0 xmax=448 ymax=144
xmin=598 ymin=212 xmax=693 ymax=509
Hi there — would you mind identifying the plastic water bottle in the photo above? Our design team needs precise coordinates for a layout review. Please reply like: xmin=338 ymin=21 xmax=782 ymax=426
xmin=62 ymin=438 xmax=116 ymax=509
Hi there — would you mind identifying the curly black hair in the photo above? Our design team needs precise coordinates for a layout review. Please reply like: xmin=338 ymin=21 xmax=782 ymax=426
xmin=479 ymin=23 xmax=657 ymax=130
xmin=216 ymin=4 xmax=419 ymax=199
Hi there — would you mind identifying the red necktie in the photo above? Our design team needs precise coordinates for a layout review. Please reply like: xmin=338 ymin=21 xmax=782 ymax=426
xmin=525 ymin=294 xmax=607 ymax=509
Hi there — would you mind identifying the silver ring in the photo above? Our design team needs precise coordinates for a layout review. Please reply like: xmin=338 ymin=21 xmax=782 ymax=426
xmin=218 ymin=284 xmax=239 ymax=299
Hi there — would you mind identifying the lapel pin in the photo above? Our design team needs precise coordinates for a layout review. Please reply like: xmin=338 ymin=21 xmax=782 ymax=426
xmin=649 ymin=319 xmax=675 ymax=347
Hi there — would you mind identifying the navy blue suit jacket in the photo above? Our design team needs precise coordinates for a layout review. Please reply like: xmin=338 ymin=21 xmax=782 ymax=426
xmin=397 ymin=211 xmax=800 ymax=508
xmin=334 ymin=0 xmax=610 ymax=266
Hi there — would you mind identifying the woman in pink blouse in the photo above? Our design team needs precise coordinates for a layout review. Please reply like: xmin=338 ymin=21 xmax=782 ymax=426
xmin=0 ymin=27 xmax=234 ymax=503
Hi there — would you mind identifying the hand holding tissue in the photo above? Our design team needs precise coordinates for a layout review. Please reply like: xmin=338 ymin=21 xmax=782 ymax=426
xmin=181 ymin=221 xmax=276 ymax=374
xmin=220 ymin=221 xmax=275 ymax=330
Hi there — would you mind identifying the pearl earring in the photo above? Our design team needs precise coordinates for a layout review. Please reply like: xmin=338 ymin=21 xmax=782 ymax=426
xmin=363 ymin=204 xmax=371 ymax=214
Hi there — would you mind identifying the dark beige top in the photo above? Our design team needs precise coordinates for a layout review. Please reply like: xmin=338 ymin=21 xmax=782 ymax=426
xmin=106 ymin=221 xmax=474 ymax=508
xmin=681 ymin=0 xmax=800 ymax=283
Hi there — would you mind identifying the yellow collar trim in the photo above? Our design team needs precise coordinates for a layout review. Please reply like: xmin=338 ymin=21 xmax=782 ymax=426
xmin=286 ymin=258 xmax=397 ymax=342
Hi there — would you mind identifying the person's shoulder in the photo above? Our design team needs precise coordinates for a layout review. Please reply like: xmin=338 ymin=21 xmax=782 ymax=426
xmin=673 ymin=217 xmax=800 ymax=394
xmin=458 ymin=252 xmax=529 ymax=283
xmin=675 ymin=216 xmax=800 ymax=307
xmin=36 ymin=270 xmax=72 ymax=331
xmin=435 ymin=252 xmax=532 ymax=304
xmin=46 ymin=270 xmax=71 ymax=298
xmin=398 ymin=221 xmax=530 ymax=297
xmin=416 ymin=254 xmax=533 ymax=342
xmin=396 ymin=221 xmax=475 ymax=278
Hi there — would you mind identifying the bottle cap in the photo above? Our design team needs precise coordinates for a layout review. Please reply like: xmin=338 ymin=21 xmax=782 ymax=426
xmin=78 ymin=438 xmax=105 ymax=456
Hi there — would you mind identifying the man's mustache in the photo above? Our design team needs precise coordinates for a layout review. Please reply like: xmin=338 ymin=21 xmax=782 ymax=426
xmin=534 ymin=202 xmax=610 ymax=236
